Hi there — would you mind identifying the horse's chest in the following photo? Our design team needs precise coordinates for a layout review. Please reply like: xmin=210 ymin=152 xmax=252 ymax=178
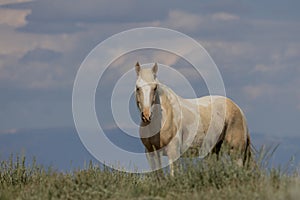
xmin=141 ymin=123 xmax=177 ymax=151
xmin=141 ymin=135 xmax=160 ymax=151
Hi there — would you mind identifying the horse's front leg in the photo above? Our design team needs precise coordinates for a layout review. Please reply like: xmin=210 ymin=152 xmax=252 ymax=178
xmin=166 ymin=136 xmax=181 ymax=176
xmin=145 ymin=148 xmax=162 ymax=172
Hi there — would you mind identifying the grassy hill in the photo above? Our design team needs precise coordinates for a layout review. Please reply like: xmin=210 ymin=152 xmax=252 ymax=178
xmin=0 ymin=154 xmax=299 ymax=200
xmin=0 ymin=128 xmax=300 ymax=199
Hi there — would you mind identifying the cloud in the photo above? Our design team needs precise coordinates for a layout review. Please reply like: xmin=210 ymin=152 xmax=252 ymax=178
xmin=0 ymin=0 xmax=32 ymax=6
xmin=0 ymin=8 xmax=31 ymax=27
xmin=5 ymin=0 xmax=168 ymax=34
xmin=0 ymin=128 xmax=18 ymax=135
xmin=164 ymin=10 xmax=204 ymax=32
xmin=0 ymin=46 xmax=72 ymax=89
xmin=243 ymin=84 xmax=272 ymax=100
xmin=4 ymin=0 xmax=248 ymax=34
xmin=254 ymin=64 xmax=273 ymax=73
xmin=0 ymin=11 xmax=83 ymax=89
xmin=211 ymin=12 xmax=240 ymax=21
xmin=0 ymin=25 xmax=76 ymax=56
xmin=0 ymin=0 xmax=299 ymax=137
xmin=161 ymin=10 xmax=243 ymax=36
xmin=20 ymin=48 xmax=62 ymax=63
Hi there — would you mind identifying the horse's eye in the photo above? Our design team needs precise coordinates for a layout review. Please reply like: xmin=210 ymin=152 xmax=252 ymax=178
xmin=136 ymin=87 xmax=140 ymax=91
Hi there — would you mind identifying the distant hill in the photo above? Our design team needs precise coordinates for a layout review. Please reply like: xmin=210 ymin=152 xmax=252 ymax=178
xmin=250 ymin=132 xmax=300 ymax=169
xmin=0 ymin=127 xmax=97 ymax=171
xmin=0 ymin=127 xmax=299 ymax=171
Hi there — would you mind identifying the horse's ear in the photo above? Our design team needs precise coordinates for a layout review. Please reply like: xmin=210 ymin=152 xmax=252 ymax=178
xmin=135 ymin=62 xmax=140 ymax=75
xmin=152 ymin=63 xmax=158 ymax=75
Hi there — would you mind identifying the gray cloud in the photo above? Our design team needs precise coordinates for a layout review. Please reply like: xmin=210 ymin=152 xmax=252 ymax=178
xmin=4 ymin=0 xmax=249 ymax=34
xmin=20 ymin=48 xmax=62 ymax=63
xmin=4 ymin=0 xmax=167 ymax=33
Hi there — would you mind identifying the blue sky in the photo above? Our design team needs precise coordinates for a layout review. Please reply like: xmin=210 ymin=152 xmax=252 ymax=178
xmin=0 ymin=0 xmax=300 ymax=139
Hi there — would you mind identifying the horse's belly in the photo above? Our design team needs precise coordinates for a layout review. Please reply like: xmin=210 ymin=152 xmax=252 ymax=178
xmin=181 ymin=136 xmax=205 ymax=157
xmin=181 ymin=147 xmax=201 ymax=157
xmin=181 ymin=127 xmax=206 ymax=155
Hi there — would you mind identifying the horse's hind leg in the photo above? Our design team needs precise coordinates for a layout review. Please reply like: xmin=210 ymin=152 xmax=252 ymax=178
xmin=223 ymin=122 xmax=248 ymax=166
xmin=217 ymin=100 xmax=248 ymax=165
xmin=211 ymin=137 xmax=224 ymax=160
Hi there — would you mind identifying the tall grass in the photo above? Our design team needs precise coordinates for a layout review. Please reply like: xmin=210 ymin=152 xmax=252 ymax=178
xmin=0 ymin=147 xmax=299 ymax=200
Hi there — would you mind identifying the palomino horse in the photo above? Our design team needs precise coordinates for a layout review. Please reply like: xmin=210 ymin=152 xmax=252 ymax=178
xmin=134 ymin=62 xmax=251 ymax=175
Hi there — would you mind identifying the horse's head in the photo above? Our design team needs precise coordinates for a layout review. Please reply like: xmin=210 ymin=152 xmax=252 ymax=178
xmin=135 ymin=62 xmax=159 ymax=123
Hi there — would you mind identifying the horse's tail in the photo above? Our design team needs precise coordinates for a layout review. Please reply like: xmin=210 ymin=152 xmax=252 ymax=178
xmin=243 ymin=131 xmax=251 ymax=165
xmin=243 ymin=130 xmax=258 ymax=168
xmin=238 ymin=105 xmax=252 ymax=166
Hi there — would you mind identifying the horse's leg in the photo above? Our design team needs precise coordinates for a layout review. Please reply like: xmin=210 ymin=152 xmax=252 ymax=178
xmin=223 ymin=121 xmax=247 ymax=166
xmin=145 ymin=148 xmax=162 ymax=171
xmin=145 ymin=148 xmax=164 ymax=180
xmin=166 ymin=136 xmax=181 ymax=176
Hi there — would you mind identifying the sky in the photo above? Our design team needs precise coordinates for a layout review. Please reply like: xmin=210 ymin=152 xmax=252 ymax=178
xmin=0 ymin=0 xmax=300 ymax=139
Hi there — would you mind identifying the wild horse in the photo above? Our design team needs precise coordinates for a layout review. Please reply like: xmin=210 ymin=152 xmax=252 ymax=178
xmin=134 ymin=62 xmax=251 ymax=175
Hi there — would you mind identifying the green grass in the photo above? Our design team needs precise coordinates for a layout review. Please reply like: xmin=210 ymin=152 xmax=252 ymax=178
xmin=0 ymin=150 xmax=299 ymax=200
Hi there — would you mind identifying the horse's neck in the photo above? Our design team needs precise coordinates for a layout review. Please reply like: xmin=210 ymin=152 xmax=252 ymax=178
xmin=158 ymin=84 xmax=181 ymax=108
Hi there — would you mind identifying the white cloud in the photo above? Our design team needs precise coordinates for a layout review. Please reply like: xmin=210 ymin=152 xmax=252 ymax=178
xmin=243 ymin=85 xmax=264 ymax=100
xmin=164 ymin=10 xmax=203 ymax=32
xmin=0 ymin=8 xmax=31 ymax=27
xmin=252 ymin=43 xmax=300 ymax=73
xmin=253 ymin=63 xmax=286 ymax=73
xmin=0 ymin=0 xmax=32 ymax=6
xmin=152 ymin=51 xmax=179 ymax=66
xmin=0 ymin=29 xmax=79 ymax=88
xmin=162 ymin=10 xmax=241 ymax=34
xmin=254 ymin=64 xmax=272 ymax=72
xmin=0 ymin=128 xmax=18 ymax=135
xmin=242 ymin=80 xmax=300 ymax=106
xmin=285 ymin=44 xmax=300 ymax=58
xmin=0 ymin=9 xmax=82 ymax=89
xmin=0 ymin=24 xmax=77 ymax=56
xmin=109 ymin=50 xmax=180 ymax=71
xmin=211 ymin=12 xmax=240 ymax=21
xmin=243 ymin=84 xmax=276 ymax=100
xmin=202 ymin=40 xmax=255 ymax=57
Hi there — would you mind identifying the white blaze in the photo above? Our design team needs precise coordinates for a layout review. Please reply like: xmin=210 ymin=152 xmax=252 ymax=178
xmin=136 ymin=77 xmax=153 ymax=112
xmin=142 ymin=85 xmax=151 ymax=109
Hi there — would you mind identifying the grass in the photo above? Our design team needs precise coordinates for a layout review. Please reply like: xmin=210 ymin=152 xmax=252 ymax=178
xmin=0 ymin=148 xmax=299 ymax=200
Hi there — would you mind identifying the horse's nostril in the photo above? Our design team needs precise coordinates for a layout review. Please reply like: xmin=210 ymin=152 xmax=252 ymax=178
xmin=141 ymin=111 xmax=151 ymax=122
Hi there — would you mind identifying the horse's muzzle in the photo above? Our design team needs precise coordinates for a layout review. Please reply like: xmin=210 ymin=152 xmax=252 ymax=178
xmin=141 ymin=109 xmax=151 ymax=123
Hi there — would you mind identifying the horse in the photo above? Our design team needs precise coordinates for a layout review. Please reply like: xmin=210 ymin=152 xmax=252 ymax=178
xmin=134 ymin=62 xmax=251 ymax=176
